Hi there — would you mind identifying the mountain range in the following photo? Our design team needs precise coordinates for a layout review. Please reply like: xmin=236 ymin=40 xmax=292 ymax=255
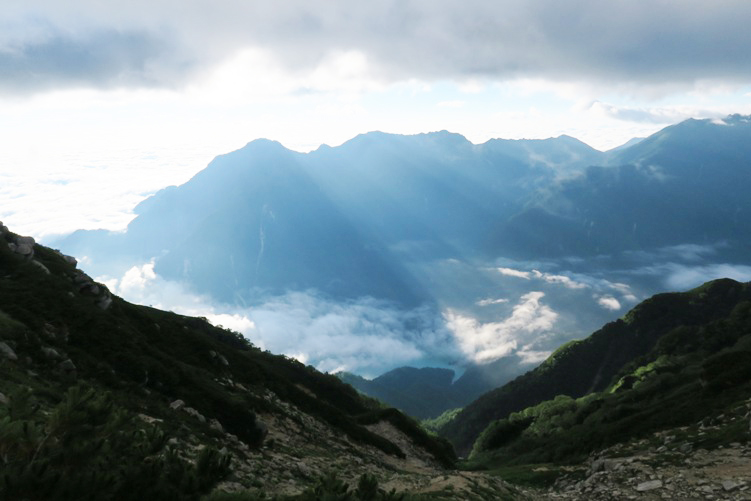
xmin=51 ymin=114 xmax=751 ymax=416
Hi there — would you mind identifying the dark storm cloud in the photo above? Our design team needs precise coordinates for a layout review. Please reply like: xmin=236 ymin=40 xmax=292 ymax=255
xmin=0 ymin=28 xmax=186 ymax=92
xmin=2 ymin=1 xmax=750 ymax=93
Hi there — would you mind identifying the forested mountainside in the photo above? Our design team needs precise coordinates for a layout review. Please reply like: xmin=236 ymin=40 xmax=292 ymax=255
xmin=438 ymin=278 xmax=751 ymax=459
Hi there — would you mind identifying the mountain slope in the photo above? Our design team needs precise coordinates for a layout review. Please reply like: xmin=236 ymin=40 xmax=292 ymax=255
xmin=500 ymin=115 xmax=751 ymax=258
xmin=464 ymin=280 xmax=751 ymax=477
xmin=2 ymin=223 xmax=511 ymax=499
xmin=439 ymin=278 xmax=751 ymax=457
xmin=54 ymin=131 xmax=605 ymax=307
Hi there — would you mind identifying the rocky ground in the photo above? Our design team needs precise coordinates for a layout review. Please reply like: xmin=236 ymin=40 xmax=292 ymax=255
xmin=210 ymin=388 xmax=529 ymax=499
xmin=200 ymin=391 xmax=751 ymax=499
xmin=538 ymin=399 xmax=751 ymax=500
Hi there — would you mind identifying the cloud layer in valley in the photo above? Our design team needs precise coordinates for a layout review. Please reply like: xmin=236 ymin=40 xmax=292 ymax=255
xmin=100 ymin=261 xmax=572 ymax=375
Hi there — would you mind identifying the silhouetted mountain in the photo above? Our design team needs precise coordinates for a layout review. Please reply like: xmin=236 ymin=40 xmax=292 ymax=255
xmin=339 ymin=358 xmax=523 ymax=420
xmin=55 ymin=131 xmax=604 ymax=306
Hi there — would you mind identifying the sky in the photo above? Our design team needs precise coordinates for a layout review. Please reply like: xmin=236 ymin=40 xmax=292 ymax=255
xmin=2 ymin=0 xmax=751 ymax=240
xmin=2 ymin=1 xmax=751 ymax=376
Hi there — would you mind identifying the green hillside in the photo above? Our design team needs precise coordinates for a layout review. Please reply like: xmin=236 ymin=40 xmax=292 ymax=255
xmin=0 ymin=225 xmax=463 ymax=500
xmin=439 ymin=278 xmax=751 ymax=457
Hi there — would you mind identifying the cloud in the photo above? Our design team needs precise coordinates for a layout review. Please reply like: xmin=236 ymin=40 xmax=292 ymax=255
xmin=101 ymin=262 xmax=461 ymax=376
xmin=590 ymin=102 xmax=734 ymax=125
xmin=445 ymin=291 xmax=558 ymax=364
xmin=596 ymin=295 xmax=622 ymax=311
xmin=497 ymin=267 xmax=531 ymax=279
xmin=476 ymin=297 xmax=509 ymax=306
xmin=662 ymin=263 xmax=751 ymax=290
xmin=532 ymin=270 xmax=589 ymax=289
xmin=3 ymin=1 xmax=751 ymax=94
xmin=0 ymin=28 xmax=184 ymax=94
xmin=437 ymin=100 xmax=465 ymax=108
xmin=516 ymin=347 xmax=552 ymax=365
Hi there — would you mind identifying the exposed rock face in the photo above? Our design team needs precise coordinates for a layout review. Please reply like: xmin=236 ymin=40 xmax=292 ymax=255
xmin=2 ymin=224 xmax=36 ymax=260
xmin=72 ymin=270 xmax=113 ymax=311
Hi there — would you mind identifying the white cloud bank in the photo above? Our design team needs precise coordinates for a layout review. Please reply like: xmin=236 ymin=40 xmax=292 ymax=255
xmin=445 ymin=292 xmax=558 ymax=364
xmin=102 ymin=262 xmax=567 ymax=374
xmin=102 ymin=262 xmax=458 ymax=375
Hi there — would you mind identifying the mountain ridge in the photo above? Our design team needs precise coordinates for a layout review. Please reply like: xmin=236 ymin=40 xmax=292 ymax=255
xmin=438 ymin=277 xmax=751 ymax=457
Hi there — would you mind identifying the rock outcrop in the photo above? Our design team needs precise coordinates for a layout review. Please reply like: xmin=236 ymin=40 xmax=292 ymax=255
xmin=544 ymin=400 xmax=751 ymax=500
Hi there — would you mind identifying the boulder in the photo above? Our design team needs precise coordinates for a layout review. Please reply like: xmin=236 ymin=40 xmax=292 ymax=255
xmin=31 ymin=260 xmax=50 ymax=274
xmin=183 ymin=406 xmax=207 ymax=423
xmin=41 ymin=347 xmax=63 ymax=360
xmin=722 ymin=480 xmax=742 ymax=492
xmin=13 ymin=236 xmax=35 ymax=259
xmin=209 ymin=419 xmax=224 ymax=433
xmin=210 ymin=350 xmax=230 ymax=367
xmin=635 ymin=479 xmax=662 ymax=492
xmin=16 ymin=236 xmax=35 ymax=247
xmin=96 ymin=295 xmax=113 ymax=310
xmin=254 ymin=418 xmax=269 ymax=443
xmin=0 ymin=391 xmax=7 ymax=405
xmin=0 ymin=341 xmax=18 ymax=361
xmin=169 ymin=399 xmax=185 ymax=410
xmin=59 ymin=359 xmax=77 ymax=373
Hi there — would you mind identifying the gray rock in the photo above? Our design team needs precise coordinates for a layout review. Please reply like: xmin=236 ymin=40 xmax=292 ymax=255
xmin=59 ymin=359 xmax=77 ymax=373
xmin=14 ymin=243 xmax=34 ymax=257
xmin=169 ymin=399 xmax=185 ymax=410
xmin=0 ymin=341 xmax=18 ymax=361
xmin=31 ymin=260 xmax=50 ymax=274
xmin=636 ymin=479 xmax=663 ymax=492
xmin=209 ymin=350 xmax=230 ymax=367
xmin=96 ymin=295 xmax=113 ymax=310
xmin=183 ymin=406 xmax=206 ymax=423
xmin=73 ymin=272 xmax=92 ymax=284
xmin=0 ymin=392 xmax=8 ymax=405
xmin=16 ymin=236 xmax=35 ymax=247
xmin=722 ymin=480 xmax=742 ymax=492
xmin=41 ymin=346 xmax=63 ymax=360
xmin=61 ymin=254 xmax=78 ymax=267
xmin=295 ymin=461 xmax=313 ymax=478
xmin=254 ymin=418 xmax=269 ymax=443
xmin=209 ymin=419 xmax=224 ymax=432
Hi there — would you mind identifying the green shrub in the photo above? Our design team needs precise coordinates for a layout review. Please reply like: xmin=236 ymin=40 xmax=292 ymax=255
xmin=0 ymin=384 xmax=231 ymax=500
